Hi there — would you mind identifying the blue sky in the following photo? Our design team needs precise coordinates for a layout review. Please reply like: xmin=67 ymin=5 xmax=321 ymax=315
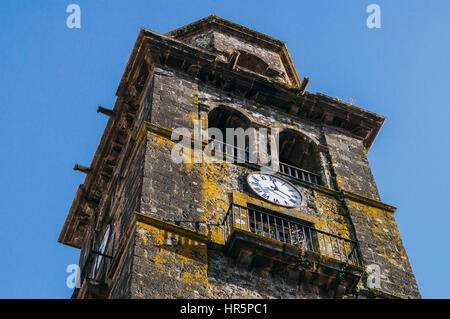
xmin=0 ymin=0 xmax=448 ymax=298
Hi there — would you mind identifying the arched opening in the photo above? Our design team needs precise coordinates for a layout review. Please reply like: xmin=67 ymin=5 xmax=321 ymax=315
xmin=277 ymin=129 xmax=322 ymax=184
xmin=233 ymin=50 xmax=286 ymax=83
xmin=235 ymin=51 xmax=269 ymax=75
xmin=208 ymin=106 xmax=253 ymax=162
xmin=208 ymin=106 xmax=251 ymax=134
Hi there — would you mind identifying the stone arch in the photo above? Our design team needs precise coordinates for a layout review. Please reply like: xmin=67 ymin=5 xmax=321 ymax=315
xmin=208 ymin=105 xmax=253 ymax=158
xmin=278 ymin=128 xmax=322 ymax=174
xmin=208 ymin=105 xmax=252 ymax=136
xmin=235 ymin=50 xmax=269 ymax=74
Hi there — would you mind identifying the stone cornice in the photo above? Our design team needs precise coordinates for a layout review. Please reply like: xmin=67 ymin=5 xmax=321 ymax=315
xmin=342 ymin=190 xmax=397 ymax=213
xmin=58 ymin=184 xmax=87 ymax=248
xmin=167 ymin=15 xmax=286 ymax=50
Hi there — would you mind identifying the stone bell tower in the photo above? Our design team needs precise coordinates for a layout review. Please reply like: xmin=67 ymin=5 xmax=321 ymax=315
xmin=59 ymin=15 xmax=420 ymax=299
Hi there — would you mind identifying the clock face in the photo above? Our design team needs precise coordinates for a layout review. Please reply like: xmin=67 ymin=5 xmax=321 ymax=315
xmin=247 ymin=173 xmax=302 ymax=207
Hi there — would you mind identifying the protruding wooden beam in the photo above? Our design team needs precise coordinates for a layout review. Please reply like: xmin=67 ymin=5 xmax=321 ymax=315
xmin=73 ymin=164 xmax=91 ymax=174
xmin=297 ymin=77 xmax=310 ymax=96
xmin=97 ymin=106 xmax=114 ymax=117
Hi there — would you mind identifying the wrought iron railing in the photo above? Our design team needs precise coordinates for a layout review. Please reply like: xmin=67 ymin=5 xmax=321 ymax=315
xmin=222 ymin=203 xmax=361 ymax=266
xmin=71 ymin=249 xmax=113 ymax=298
xmin=206 ymin=139 xmax=321 ymax=185
xmin=278 ymin=162 xmax=321 ymax=186
xmin=206 ymin=139 xmax=250 ymax=163
xmin=78 ymin=228 xmax=115 ymax=289
xmin=79 ymin=249 xmax=113 ymax=285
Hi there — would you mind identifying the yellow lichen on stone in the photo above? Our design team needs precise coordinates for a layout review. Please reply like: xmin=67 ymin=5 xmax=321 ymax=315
xmin=136 ymin=221 xmax=209 ymax=291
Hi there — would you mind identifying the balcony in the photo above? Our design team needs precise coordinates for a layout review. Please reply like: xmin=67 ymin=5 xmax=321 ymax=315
xmin=221 ymin=203 xmax=364 ymax=297
xmin=278 ymin=161 xmax=321 ymax=186
xmin=223 ymin=203 xmax=361 ymax=265
xmin=72 ymin=244 xmax=114 ymax=299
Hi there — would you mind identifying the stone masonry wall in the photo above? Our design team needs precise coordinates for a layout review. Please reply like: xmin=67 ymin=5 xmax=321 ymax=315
xmin=127 ymin=70 xmax=371 ymax=298
xmin=108 ymin=67 xmax=419 ymax=299
xmin=344 ymin=200 xmax=420 ymax=297
xmin=131 ymin=220 xmax=340 ymax=299
xmin=183 ymin=30 xmax=289 ymax=85
xmin=323 ymin=125 xmax=380 ymax=200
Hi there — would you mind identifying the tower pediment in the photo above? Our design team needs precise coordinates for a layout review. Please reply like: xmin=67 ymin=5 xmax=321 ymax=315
xmin=167 ymin=15 xmax=302 ymax=87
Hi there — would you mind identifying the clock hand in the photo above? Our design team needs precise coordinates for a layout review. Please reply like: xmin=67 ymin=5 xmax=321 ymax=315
xmin=260 ymin=185 xmax=286 ymax=201
xmin=267 ymin=178 xmax=291 ymax=198
xmin=273 ymin=181 xmax=293 ymax=197
xmin=277 ymin=189 xmax=291 ymax=197
xmin=269 ymin=176 xmax=279 ymax=191
xmin=274 ymin=190 xmax=291 ymax=200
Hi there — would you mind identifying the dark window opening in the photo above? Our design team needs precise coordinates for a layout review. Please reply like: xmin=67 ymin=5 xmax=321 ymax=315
xmin=277 ymin=129 xmax=322 ymax=185
xmin=235 ymin=51 xmax=269 ymax=75
xmin=207 ymin=106 xmax=252 ymax=161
